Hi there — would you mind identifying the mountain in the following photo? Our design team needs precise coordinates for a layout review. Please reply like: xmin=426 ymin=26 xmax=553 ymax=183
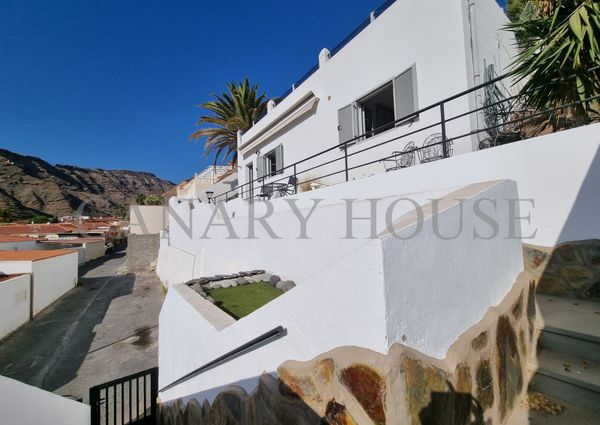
xmin=0 ymin=148 xmax=175 ymax=218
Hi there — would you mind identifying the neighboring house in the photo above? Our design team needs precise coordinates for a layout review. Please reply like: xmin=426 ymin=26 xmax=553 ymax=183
xmin=236 ymin=0 xmax=515 ymax=198
xmin=0 ymin=250 xmax=78 ymax=316
xmin=38 ymin=237 xmax=106 ymax=264
xmin=0 ymin=273 xmax=31 ymax=339
xmin=0 ymin=235 xmax=39 ymax=251
xmin=176 ymin=166 xmax=232 ymax=200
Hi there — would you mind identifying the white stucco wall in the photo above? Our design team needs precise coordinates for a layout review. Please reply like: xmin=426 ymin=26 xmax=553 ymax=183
xmin=31 ymin=253 xmax=78 ymax=315
xmin=159 ymin=180 xmax=522 ymax=404
xmin=83 ymin=241 xmax=105 ymax=262
xmin=0 ymin=253 xmax=78 ymax=316
xmin=0 ymin=240 xmax=39 ymax=251
xmin=235 ymin=0 xmax=513 ymax=195
xmin=0 ymin=375 xmax=90 ymax=425
xmin=130 ymin=205 xmax=168 ymax=235
xmin=0 ymin=274 xmax=31 ymax=339
xmin=382 ymin=181 xmax=523 ymax=357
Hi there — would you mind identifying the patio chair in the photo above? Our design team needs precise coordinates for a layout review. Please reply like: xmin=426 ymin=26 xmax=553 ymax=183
xmin=257 ymin=184 xmax=274 ymax=200
xmin=383 ymin=141 xmax=416 ymax=171
xmin=282 ymin=176 xmax=298 ymax=196
xmin=418 ymin=133 xmax=453 ymax=164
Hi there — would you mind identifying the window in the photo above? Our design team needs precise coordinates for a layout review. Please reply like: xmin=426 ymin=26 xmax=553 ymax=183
xmin=257 ymin=145 xmax=284 ymax=179
xmin=338 ymin=65 xmax=418 ymax=145
xmin=358 ymin=81 xmax=395 ymax=139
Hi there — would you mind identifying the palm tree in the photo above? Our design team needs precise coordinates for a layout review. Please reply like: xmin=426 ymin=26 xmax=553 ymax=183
xmin=190 ymin=79 xmax=268 ymax=165
xmin=507 ymin=0 xmax=600 ymax=124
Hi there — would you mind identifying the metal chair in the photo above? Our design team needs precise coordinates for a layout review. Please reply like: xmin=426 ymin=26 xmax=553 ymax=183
xmin=383 ymin=141 xmax=416 ymax=171
xmin=257 ymin=184 xmax=274 ymax=200
xmin=283 ymin=176 xmax=298 ymax=195
xmin=418 ymin=133 xmax=453 ymax=164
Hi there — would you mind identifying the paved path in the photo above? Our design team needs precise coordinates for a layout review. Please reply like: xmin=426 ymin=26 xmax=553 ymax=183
xmin=0 ymin=249 xmax=165 ymax=402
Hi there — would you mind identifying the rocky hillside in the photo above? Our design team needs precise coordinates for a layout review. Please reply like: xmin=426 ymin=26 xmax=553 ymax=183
xmin=0 ymin=148 xmax=175 ymax=218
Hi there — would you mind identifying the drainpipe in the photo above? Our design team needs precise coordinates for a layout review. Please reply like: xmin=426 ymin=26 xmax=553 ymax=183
xmin=467 ymin=0 xmax=482 ymax=143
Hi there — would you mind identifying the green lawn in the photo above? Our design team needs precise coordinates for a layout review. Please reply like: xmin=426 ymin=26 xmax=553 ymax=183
xmin=206 ymin=282 xmax=283 ymax=320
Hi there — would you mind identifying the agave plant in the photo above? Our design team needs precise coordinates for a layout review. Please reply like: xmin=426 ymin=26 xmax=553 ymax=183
xmin=190 ymin=79 xmax=268 ymax=165
xmin=507 ymin=0 xmax=600 ymax=125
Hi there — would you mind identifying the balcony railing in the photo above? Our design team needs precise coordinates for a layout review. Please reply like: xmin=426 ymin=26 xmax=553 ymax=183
xmin=213 ymin=65 xmax=600 ymax=204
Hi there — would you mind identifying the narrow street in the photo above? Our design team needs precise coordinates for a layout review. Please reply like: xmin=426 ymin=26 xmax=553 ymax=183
xmin=0 ymin=249 xmax=165 ymax=402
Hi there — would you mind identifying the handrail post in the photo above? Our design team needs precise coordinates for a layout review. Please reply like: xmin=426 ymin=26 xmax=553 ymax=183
xmin=440 ymin=102 xmax=449 ymax=158
xmin=344 ymin=146 xmax=349 ymax=182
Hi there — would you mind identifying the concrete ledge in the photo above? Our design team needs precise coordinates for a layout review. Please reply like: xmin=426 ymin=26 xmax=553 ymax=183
xmin=172 ymin=284 xmax=235 ymax=331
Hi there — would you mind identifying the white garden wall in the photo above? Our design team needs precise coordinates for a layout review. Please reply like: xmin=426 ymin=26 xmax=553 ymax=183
xmin=0 ymin=240 xmax=39 ymax=251
xmin=0 ymin=274 xmax=31 ymax=339
xmin=0 ymin=375 xmax=90 ymax=425
xmin=159 ymin=180 xmax=521 ymax=404
xmin=130 ymin=205 xmax=168 ymax=235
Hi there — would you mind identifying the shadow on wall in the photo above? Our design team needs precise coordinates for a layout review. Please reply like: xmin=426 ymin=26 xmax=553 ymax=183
xmin=0 ymin=251 xmax=135 ymax=397
xmin=523 ymin=146 xmax=600 ymax=299
xmin=556 ymin=145 xmax=600 ymax=245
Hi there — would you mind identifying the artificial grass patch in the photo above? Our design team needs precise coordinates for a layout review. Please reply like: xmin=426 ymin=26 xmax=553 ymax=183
xmin=205 ymin=282 xmax=283 ymax=320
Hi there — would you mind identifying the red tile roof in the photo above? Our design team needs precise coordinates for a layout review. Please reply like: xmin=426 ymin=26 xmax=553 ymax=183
xmin=0 ymin=250 xmax=78 ymax=261
xmin=0 ymin=235 xmax=38 ymax=243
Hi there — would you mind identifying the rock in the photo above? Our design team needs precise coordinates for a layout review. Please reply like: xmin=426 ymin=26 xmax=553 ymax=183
xmin=476 ymin=358 xmax=494 ymax=410
xmin=185 ymin=277 xmax=209 ymax=286
xmin=183 ymin=399 xmax=203 ymax=424
xmin=249 ymin=269 xmax=266 ymax=275
xmin=209 ymin=283 xmax=222 ymax=290
xmin=190 ymin=283 xmax=204 ymax=294
xmin=496 ymin=315 xmax=523 ymax=420
xmin=236 ymin=277 xmax=249 ymax=285
xmin=254 ymin=273 xmax=271 ymax=283
xmin=471 ymin=331 xmax=488 ymax=352
xmin=231 ymin=281 xmax=238 ymax=287
xmin=404 ymin=356 xmax=450 ymax=425
xmin=208 ymin=387 xmax=246 ymax=424
xmin=206 ymin=296 xmax=215 ymax=303
xmin=339 ymin=364 xmax=386 ymax=425
xmin=323 ymin=399 xmax=358 ymax=425
xmin=455 ymin=363 xmax=472 ymax=425
xmin=269 ymin=275 xmax=281 ymax=285
xmin=276 ymin=280 xmax=296 ymax=292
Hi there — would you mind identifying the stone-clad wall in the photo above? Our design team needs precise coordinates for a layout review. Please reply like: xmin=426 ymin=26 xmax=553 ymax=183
xmin=158 ymin=273 xmax=536 ymax=425
xmin=524 ymin=239 xmax=600 ymax=299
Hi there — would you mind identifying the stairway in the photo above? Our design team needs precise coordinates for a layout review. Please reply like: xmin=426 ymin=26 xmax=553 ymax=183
xmin=529 ymin=295 xmax=600 ymax=416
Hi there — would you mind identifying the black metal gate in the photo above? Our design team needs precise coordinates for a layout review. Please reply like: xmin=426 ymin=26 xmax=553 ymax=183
xmin=90 ymin=367 xmax=158 ymax=425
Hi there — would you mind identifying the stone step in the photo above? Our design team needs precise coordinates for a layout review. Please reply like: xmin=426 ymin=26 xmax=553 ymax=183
xmin=530 ymin=349 xmax=600 ymax=413
xmin=510 ymin=392 xmax=599 ymax=425
xmin=536 ymin=295 xmax=600 ymax=361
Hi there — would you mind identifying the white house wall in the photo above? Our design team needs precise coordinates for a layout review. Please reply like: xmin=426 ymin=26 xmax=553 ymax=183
xmin=30 ymin=253 xmax=78 ymax=315
xmin=0 ymin=375 xmax=90 ymax=425
xmin=83 ymin=241 xmax=105 ymax=262
xmin=237 ymin=0 xmax=477 ymax=193
xmin=0 ymin=274 xmax=31 ymax=339
xmin=0 ymin=240 xmax=39 ymax=251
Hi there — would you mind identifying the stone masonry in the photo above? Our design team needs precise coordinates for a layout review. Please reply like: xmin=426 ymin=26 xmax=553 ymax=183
xmin=523 ymin=239 xmax=600 ymax=299
xmin=158 ymin=273 xmax=536 ymax=425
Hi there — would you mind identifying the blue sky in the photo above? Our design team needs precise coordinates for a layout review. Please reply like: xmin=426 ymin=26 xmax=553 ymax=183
xmin=1 ymin=0 xmax=506 ymax=183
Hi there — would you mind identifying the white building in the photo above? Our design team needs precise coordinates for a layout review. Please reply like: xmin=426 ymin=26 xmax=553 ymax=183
xmin=176 ymin=166 xmax=233 ymax=200
xmin=0 ymin=273 xmax=31 ymax=339
xmin=235 ymin=0 xmax=515 ymax=199
xmin=0 ymin=250 xmax=78 ymax=316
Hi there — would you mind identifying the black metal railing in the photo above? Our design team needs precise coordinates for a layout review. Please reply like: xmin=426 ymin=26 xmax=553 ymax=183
xmin=159 ymin=326 xmax=286 ymax=393
xmin=213 ymin=65 xmax=600 ymax=204
xmin=90 ymin=367 xmax=158 ymax=425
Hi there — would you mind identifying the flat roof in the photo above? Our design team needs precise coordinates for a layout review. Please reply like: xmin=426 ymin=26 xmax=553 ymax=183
xmin=0 ymin=273 xmax=28 ymax=283
xmin=39 ymin=238 xmax=105 ymax=245
xmin=0 ymin=249 xmax=78 ymax=262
